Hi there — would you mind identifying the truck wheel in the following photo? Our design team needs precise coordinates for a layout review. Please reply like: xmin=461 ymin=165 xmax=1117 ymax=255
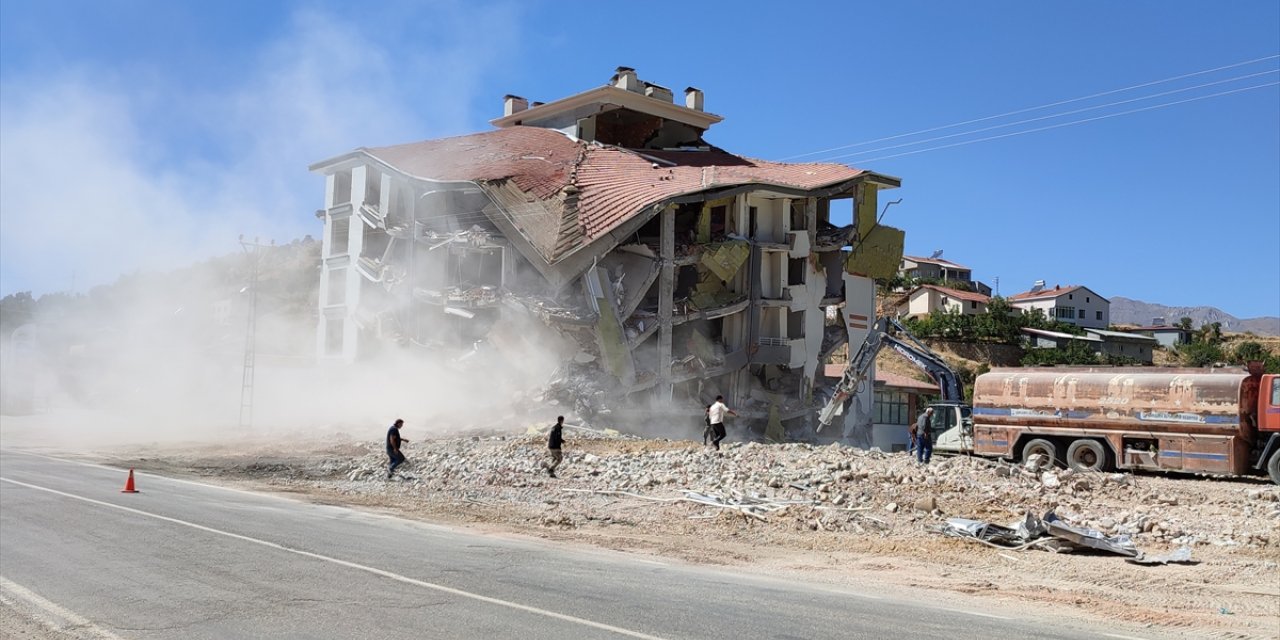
xmin=1021 ymin=438 xmax=1059 ymax=469
xmin=1066 ymin=439 xmax=1112 ymax=472
xmin=1268 ymin=450 xmax=1280 ymax=486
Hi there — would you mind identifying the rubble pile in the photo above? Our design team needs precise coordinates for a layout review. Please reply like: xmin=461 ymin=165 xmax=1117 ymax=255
xmin=296 ymin=431 xmax=1278 ymax=549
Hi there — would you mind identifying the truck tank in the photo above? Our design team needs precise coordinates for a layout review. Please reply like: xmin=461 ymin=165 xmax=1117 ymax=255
xmin=973 ymin=367 xmax=1256 ymax=435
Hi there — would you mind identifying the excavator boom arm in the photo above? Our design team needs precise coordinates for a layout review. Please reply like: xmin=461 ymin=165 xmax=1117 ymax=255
xmin=817 ymin=317 xmax=963 ymax=427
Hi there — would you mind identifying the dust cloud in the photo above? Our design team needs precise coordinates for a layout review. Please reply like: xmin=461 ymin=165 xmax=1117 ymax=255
xmin=0 ymin=6 xmax=539 ymax=450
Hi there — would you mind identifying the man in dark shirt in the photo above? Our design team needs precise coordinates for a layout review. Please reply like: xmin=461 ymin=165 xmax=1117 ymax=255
xmin=386 ymin=419 xmax=409 ymax=479
xmin=915 ymin=407 xmax=934 ymax=465
xmin=544 ymin=416 xmax=565 ymax=478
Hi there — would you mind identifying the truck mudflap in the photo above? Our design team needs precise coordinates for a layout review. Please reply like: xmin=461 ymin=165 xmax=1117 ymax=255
xmin=1254 ymin=433 xmax=1280 ymax=470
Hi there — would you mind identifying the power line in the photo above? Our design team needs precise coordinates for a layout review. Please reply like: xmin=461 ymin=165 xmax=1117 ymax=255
xmin=779 ymin=53 xmax=1280 ymax=160
xmin=816 ymin=69 xmax=1279 ymax=162
xmin=844 ymin=81 xmax=1280 ymax=165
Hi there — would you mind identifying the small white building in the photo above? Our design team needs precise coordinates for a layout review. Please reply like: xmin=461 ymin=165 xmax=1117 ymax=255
xmin=1085 ymin=328 xmax=1157 ymax=364
xmin=1008 ymin=283 xmax=1110 ymax=329
xmin=1129 ymin=325 xmax=1192 ymax=348
xmin=897 ymin=284 xmax=990 ymax=318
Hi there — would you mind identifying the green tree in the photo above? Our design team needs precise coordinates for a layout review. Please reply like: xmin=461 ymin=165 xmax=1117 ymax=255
xmin=1021 ymin=338 xmax=1100 ymax=366
xmin=1176 ymin=317 xmax=1193 ymax=332
xmin=1233 ymin=341 xmax=1269 ymax=364
xmin=1178 ymin=341 xmax=1227 ymax=367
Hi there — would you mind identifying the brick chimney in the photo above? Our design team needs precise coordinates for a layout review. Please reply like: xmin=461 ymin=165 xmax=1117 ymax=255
xmin=684 ymin=87 xmax=704 ymax=111
xmin=612 ymin=66 xmax=640 ymax=92
xmin=503 ymin=95 xmax=528 ymax=117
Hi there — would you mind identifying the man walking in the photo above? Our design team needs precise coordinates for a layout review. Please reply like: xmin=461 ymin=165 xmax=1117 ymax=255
xmin=707 ymin=395 xmax=736 ymax=451
xmin=544 ymin=416 xmax=565 ymax=478
xmin=702 ymin=404 xmax=713 ymax=446
xmin=386 ymin=418 xmax=409 ymax=479
xmin=916 ymin=407 xmax=934 ymax=464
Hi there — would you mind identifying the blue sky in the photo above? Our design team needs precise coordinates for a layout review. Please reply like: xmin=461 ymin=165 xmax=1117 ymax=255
xmin=2 ymin=1 xmax=1277 ymax=318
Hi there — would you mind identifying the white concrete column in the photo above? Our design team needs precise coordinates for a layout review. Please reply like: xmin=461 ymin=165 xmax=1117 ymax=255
xmin=841 ymin=273 xmax=877 ymax=447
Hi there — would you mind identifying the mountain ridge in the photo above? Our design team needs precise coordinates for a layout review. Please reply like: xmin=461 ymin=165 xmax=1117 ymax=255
xmin=1110 ymin=296 xmax=1280 ymax=336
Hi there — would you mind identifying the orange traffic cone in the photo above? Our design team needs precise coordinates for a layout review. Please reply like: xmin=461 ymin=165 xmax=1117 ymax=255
xmin=121 ymin=469 xmax=140 ymax=493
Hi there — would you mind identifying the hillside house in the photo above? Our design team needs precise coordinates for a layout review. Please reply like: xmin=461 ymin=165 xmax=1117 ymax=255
xmin=1008 ymin=282 xmax=1110 ymax=329
xmin=1086 ymin=328 xmax=1156 ymax=363
xmin=309 ymin=67 xmax=904 ymax=435
xmin=897 ymin=284 xmax=990 ymax=318
xmin=899 ymin=254 xmax=991 ymax=295
xmin=1129 ymin=325 xmax=1192 ymax=348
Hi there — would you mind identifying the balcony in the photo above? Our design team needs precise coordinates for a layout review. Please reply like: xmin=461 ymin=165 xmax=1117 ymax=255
xmin=753 ymin=336 xmax=806 ymax=368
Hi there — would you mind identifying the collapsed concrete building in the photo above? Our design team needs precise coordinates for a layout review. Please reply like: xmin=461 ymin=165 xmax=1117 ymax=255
xmin=309 ymin=68 xmax=905 ymax=441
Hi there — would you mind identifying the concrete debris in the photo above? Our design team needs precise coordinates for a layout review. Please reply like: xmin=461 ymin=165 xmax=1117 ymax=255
xmin=235 ymin=430 xmax=1277 ymax=553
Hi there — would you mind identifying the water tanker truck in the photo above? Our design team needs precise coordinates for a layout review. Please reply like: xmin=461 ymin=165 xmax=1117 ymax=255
xmin=926 ymin=364 xmax=1280 ymax=484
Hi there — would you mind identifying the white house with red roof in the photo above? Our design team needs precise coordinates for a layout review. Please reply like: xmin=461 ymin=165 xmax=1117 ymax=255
xmin=308 ymin=67 xmax=903 ymax=438
xmin=897 ymin=284 xmax=991 ymax=318
xmin=1008 ymin=281 xmax=1110 ymax=329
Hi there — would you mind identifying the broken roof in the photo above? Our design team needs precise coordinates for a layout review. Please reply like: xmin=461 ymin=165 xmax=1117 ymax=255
xmin=316 ymin=126 xmax=898 ymax=267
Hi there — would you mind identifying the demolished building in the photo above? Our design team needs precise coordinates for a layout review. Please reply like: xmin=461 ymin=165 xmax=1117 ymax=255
xmin=309 ymin=67 xmax=904 ymax=440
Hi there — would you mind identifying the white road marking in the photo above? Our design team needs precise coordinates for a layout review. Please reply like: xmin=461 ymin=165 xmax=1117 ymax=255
xmin=0 ymin=476 xmax=669 ymax=640
xmin=940 ymin=607 xmax=1012 ymax=620
xmin=2 ymin=449 xmax=280 ymax=498
xmin=0 ymin=576 xmax=127 ymax=639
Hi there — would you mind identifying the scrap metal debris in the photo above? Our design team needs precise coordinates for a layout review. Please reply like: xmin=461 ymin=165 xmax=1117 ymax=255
xmin=1126 ymin=546 xmax=1198 ymax=566
xmin=937 ymin=511 xmax=1183 ymax=562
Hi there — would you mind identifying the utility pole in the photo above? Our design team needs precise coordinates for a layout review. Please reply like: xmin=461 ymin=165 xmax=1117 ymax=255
xmin=239 ymin=236 xmax=272 ymax=430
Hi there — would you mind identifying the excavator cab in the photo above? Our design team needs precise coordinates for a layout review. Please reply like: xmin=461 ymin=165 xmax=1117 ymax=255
xmin=930 ymin=403 xmax=973 ymax=453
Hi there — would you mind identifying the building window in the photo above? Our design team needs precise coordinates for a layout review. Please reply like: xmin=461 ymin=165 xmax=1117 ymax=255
xmin=1096 ymin=311 xmax=1103 ymax=320
xmin=327 ymin=268 xmax=347 ymax=305
xmin=1078 ymin=309 xmax=1085 ymax=319
xmin=1056 ymin=306 xmax=1075 ymax=319
xmin=329 ymin=217 xmax=350 ymax=256
xmin=325 ymin=318 xmax=344 ymax=356
xmin=1086 ymin=297 xmax=1091 ymax=303
xmin=970 ymin=301 xmax=978 ymax=310
xmin=875 ymin=391 xmax=909 ymax=425
xmin=1068 ymin=293 xmax=1073 ymax=300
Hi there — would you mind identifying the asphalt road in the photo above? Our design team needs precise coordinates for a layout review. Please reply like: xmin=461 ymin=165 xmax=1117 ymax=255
xmin=0 ymin=449 xmax=1126 ymax=640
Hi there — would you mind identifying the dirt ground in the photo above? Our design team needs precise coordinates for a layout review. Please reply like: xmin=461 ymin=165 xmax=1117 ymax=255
xmin=38 ymin=426 xmax=1273 ymax=640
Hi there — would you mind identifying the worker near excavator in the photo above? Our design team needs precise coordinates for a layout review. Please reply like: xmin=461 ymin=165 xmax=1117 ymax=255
xmin=707 ymin=396 xmax=736 ymax=451
xmin=915 ymin=407 xmax=934 ymax=464
xmin=386 ymin=418 xmax=409 ymax=479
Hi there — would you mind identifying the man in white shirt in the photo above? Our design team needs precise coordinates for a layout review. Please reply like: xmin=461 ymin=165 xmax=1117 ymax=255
xmin=706 ymin=395 xmax=736 ymax=451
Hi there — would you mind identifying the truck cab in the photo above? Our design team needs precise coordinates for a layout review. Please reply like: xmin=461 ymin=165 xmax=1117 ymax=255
xmin=927 ymin=402 xmax=974 ymax=453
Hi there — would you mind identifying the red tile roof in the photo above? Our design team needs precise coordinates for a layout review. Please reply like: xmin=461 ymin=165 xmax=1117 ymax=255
xmin=822 ymin=365 xmax=939 ymax=392
xmin=1007 ymin=285 xmax=1082 ymax=301
xmin=360 ymin=127 xmax=875 ymax=264
xmin=914 ymin=284 xmax=989 ymax=304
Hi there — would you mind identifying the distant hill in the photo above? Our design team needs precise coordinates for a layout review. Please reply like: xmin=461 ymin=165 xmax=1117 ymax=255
xmin=1110 ymin=297 xmax=1280 ymax=336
